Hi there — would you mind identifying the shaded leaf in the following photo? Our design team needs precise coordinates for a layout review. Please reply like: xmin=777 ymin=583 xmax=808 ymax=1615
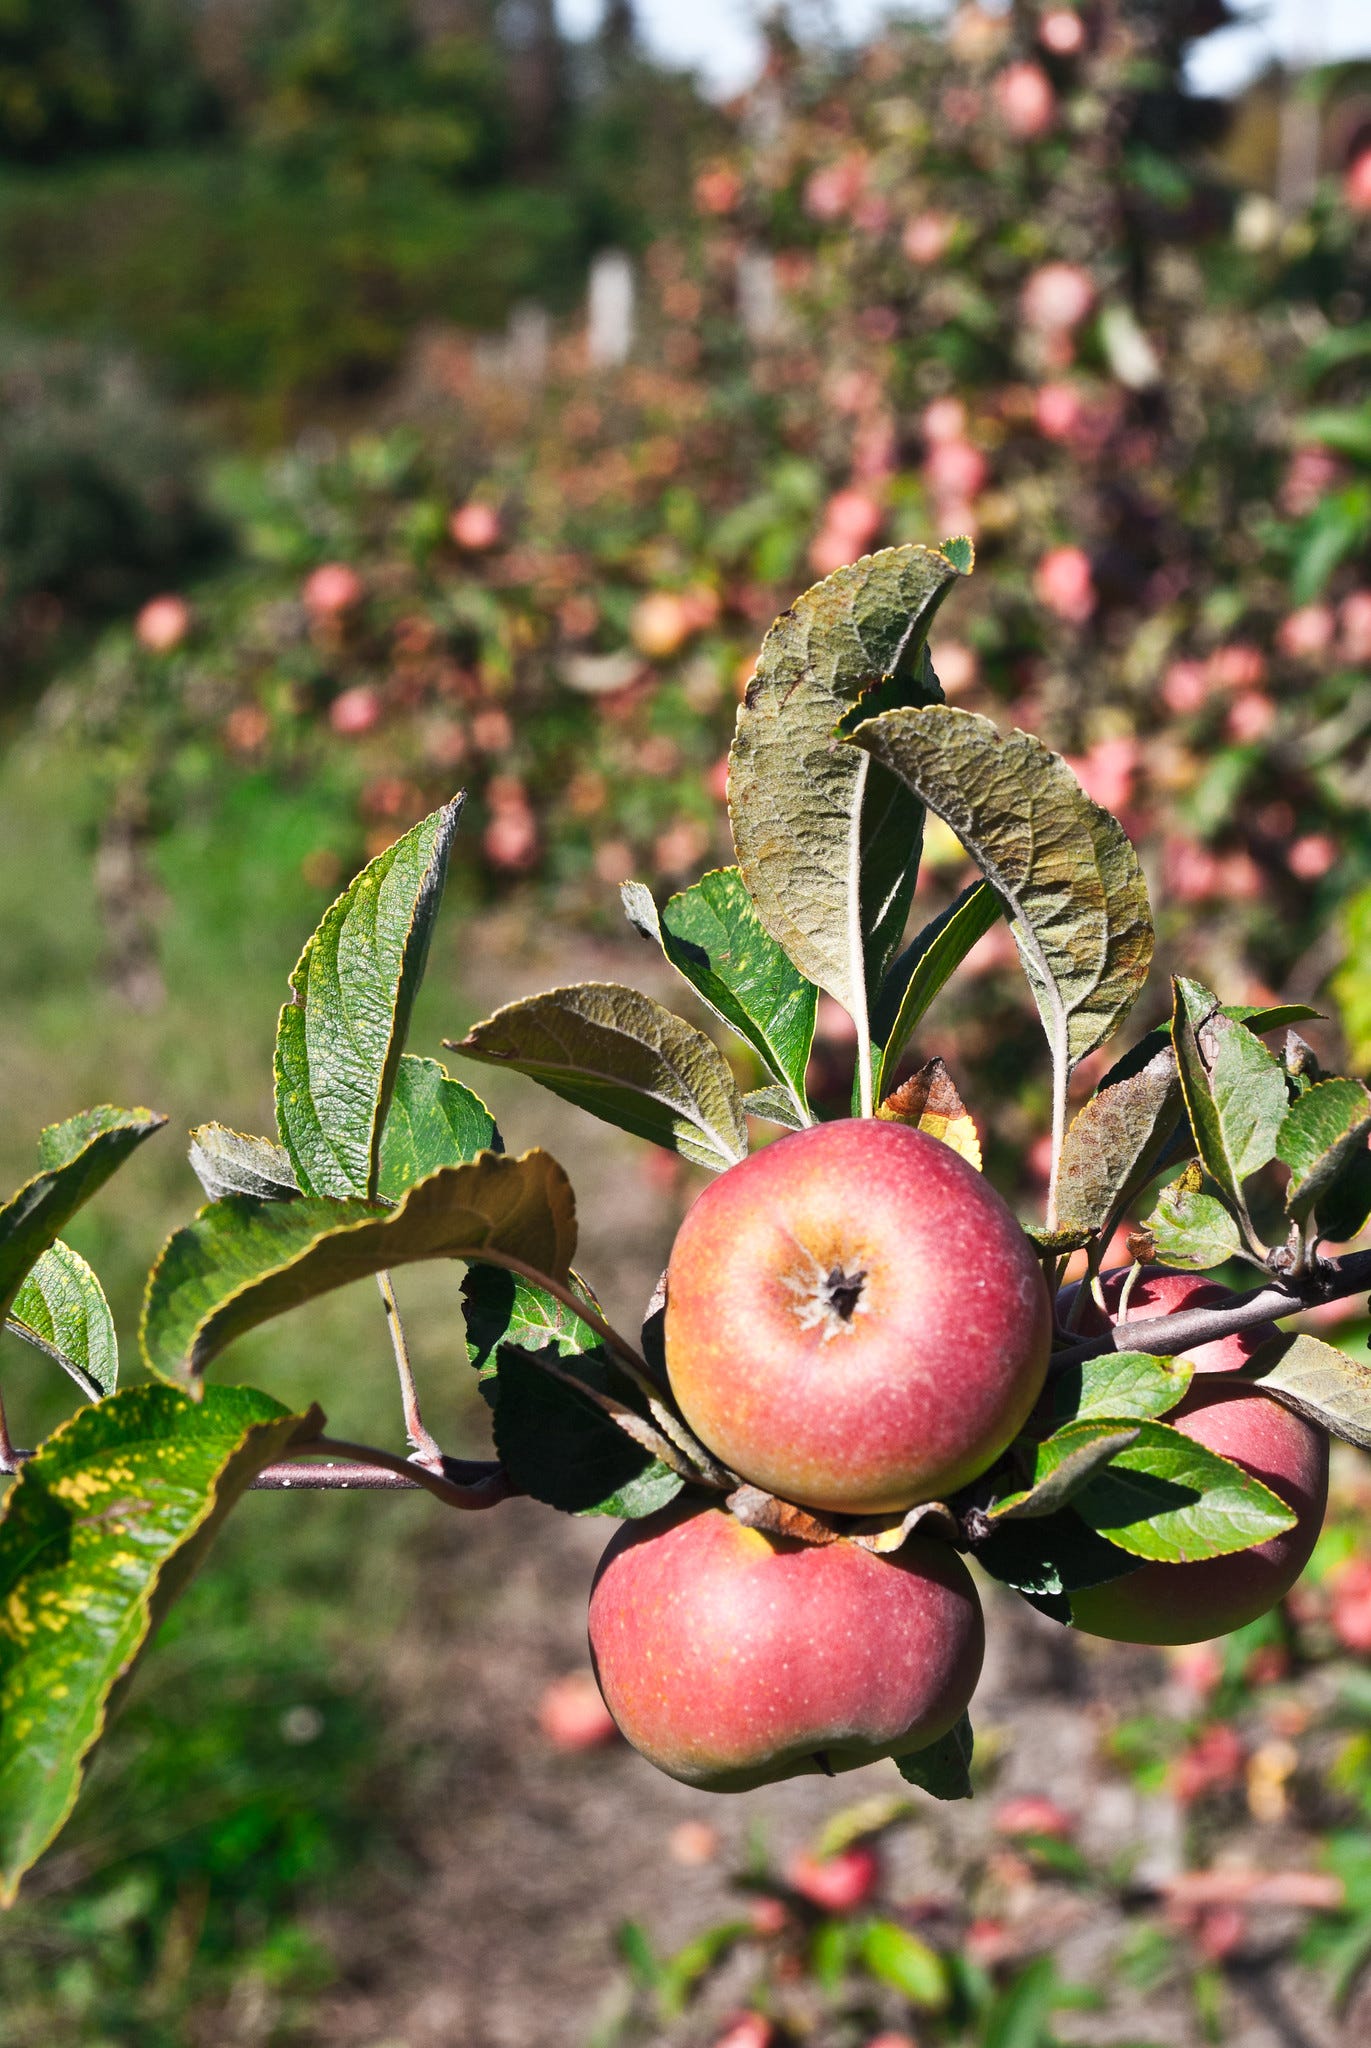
xmin=623 ymin=868 xmax=818 ymax=1120
xmin=988 ymin=1422 xmax=1142 ymax=1521
xmin=0 ymin=1383 xmax=318 ymax=1903
xmin=1046 ymin=1350 xmax=1193 ymax=1427
xmin=850 ymin=707 xmax=1153 ymax=1082
xmin=1056 ymin=1045 xmax=1183 ymax=1237
xmin=491 ymin=1347 xmax=684 ymax=1519
xmin=5 ymin=1242 xmax=118 ymax=1403
xmin=876 ymin=1057 xmax=981 ymax=1170
xmin=870 ymin=878 xmax=1002 ymax=1100
xmin=728 ymin=545 xmax=966 ymax=1066
xmin=275 ymin=796 xmax=463 ymax=1200
xmin=1173 ymin=977 xmax=1288 ymax=1211
xmin=462 ymin=1262 xmax=602 ymax=1384
xmin=142 ymin=1151 xmax=575 ymax=1383
xmin=0 ymin=1107 xmax=165 ymax=1328
xmin=189 ymin=1126 xmax=299 ymax=1203
xmin=975 ymin=1507 xmax=1142 ymax=1619
xmin=896 ymin=1712 xmax=974 ymax=1802
xmin=1144 ymin=1163 xmax=1244 ymax=1270
xmin=449 ymin=983 xmax=747 ymax=1174
xmin=377 ymin=1056 xmax=499 ymax=1200
xmin=1072 ymin=1419 xmax=1296 ymax=1561
xmin=1276 ymin=1078 xmax=1371 ymax=1222
xmin=1317 ymin=1146 xmax=1371 ymax=1246
xmin=1242 ymin=1330 xmax=1371 ymax=1450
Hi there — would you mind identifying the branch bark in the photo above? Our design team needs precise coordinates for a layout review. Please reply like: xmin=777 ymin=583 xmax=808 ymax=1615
xmin=1050 ymin=1247 xmax=1371 ymax=1375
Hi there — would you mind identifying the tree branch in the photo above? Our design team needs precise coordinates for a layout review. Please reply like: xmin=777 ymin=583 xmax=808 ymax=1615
xmin=1050 ymin=1248 xmax=1371 ymax=1375
xmin=250 ymin=1435 xmax=516 ymax=1509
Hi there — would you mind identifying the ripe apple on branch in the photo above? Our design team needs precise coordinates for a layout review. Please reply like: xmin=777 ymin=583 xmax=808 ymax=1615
xmin=3 ymin=543 xmax=1371 ymax=1897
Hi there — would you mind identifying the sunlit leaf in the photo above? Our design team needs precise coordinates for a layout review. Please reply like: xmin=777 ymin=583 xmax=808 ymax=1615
xmin=1046 ymin=1350 xmax=1193 ymax=1427
xmin=1242 ymin=1330 xmax=1371 ymax=1450
xmin=275 ymin=795 xmax=463 ymax=1200
xmin=377 ymin=1055 xmax=499 ymax=1200
xmin=0 ymin=1384 xmax=318 ymax=1902
xmin=1072 ymin=1420 xmax=1296 ymax=1561
xmin=5 ymin=1242 xmax=117 ymax=1402
xmin=1275 ymin=1078 xmax=1371 ymax=1223
xmin=623 ymin=867 xmax=817 ymax=1122
xmin=1144 ymin=1162 xmax=1244 ymax=1270
xmin=1172 ymin=976 xmax=1288 ymax=1211
xmin=988 ymin=1421 xmax=1142 ymax=1521
xmin=0 ymin=1106 xmax=165 ymax=1327
xmin=1056 ymin=1044 xmax=1183 ymax=1237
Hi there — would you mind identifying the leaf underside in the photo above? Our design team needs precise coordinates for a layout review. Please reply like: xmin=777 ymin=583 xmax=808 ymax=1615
xmin=850 ymin=707 xmax=1154 ymax=1078
xmin=450 ymin=982 xmax=748 ymax=1173
xmin=728 ymin=544 xmax=966 ymax=1026
xmin=142 ymin=1151 xmax=575 ymax=1383
xmin=5 ymin=1242 xmax=118 ymax=1402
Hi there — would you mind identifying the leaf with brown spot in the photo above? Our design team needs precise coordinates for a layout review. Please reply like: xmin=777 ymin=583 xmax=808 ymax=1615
xmin=877 ymin=1057 xmax=982 ymax=1170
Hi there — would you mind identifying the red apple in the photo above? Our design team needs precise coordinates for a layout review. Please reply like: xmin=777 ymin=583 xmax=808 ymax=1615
xmin=786 ymin=1842 xmax=881 ymax=1912
xmin=664 ymin=1120 xmax=1051 ymax=1514
xmin=1068 ymin=1382 xmax=1329 ymax=1645
xmin=449 ymin=501 xmax=502 ymax=551
xmin=135 ymin=593 xmax=191 ymax=653
xmin=302 ymin=561 xmax=362 ymax=616
xmin=537 ymin=1672 xmax=619 ymax=1750
xmin=588 ymin=1501 xmax=984 ymax=1791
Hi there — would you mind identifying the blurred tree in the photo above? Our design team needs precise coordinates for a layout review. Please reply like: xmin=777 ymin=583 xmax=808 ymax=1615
xmin=0 ymin=0 xmax=220 ymax=161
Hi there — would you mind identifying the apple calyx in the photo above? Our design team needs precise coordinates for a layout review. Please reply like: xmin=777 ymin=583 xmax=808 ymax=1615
xmin=784 ymin=1255 xmax=870 ymax=1340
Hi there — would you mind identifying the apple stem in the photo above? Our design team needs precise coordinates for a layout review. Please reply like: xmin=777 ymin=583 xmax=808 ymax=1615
xmin=376 ymin=1269 xmax=445 ymax=1472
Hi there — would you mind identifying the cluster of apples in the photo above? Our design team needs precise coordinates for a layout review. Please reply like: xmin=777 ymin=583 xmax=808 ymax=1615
xmin=587 ymin=1119 xmax=1328 ymax=1793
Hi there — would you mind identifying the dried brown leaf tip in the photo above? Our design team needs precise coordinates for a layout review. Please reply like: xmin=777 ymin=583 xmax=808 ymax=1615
xmin=726 ymin=1484 xmax=845 ymax=1546
xmin=877 ymin=1056 xmax=982 ymax=1171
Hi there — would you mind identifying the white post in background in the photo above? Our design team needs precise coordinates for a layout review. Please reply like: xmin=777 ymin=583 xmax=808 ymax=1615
xmin=1278 ymin=0 xmax=1326 ymax=214
xmin=737 ymin=246 xmax=780 ymax=344
xmin=587 ymin=249 xmax=635 ymax=368
xmin=507 ymin=301 xmax=550 ymax=383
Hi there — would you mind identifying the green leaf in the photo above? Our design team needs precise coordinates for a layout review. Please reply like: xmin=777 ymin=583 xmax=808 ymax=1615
xmin=623 ymin=867 xmax=818 ymax=1122
xmin=850 ymin=708 xmax=1153 ymax=1087
xmin=463 ymin=1262 xmax=602 ymax=1382
xmin=869 ymin=878 xmax=1002 ymax=1100
xmin=491 ymin=1347 xmax=684 ymax=1519
xmin=449 ymin=983 xmax=748 ymax=1174
xmin=5 ymin=1242 xmax=118 ymax=1402
xmin=1220 ymin=1003 xmax=1324 ymax=1036
xmin=975 ymin=1509 xmax=1142 ymax=1620
xmin=895 ymin=1712 xmax=974 ymax=1802
xmin=742 ymin=1084 xmax=808 ymax=1131
xmin=1047 ymin=1350 xmax=1193 ymax=1427
xmin=727 ymin=544 xmax=967 ymax=1086
xmin=0 ymin=1106 xmax=166 ymax=1328
xmin=189 ymin=1126 xmax=299 ymax=1202
xmin=1172 ymin=977 xmax=1288 ymax=1210
xmin=377 ymin=1056 xmax=500 ymax=1200
xmin=1241 ymin=1331 xmax=1371 ymax=1451
xmin=274 ymin=795 xmax=463 ymax=1201
xmin=858 ymin=1919 xmax=951 ymax=2008
xmin=1276 ymin=1078 xmax=1371 ymax=1223
xmin=981 ymin=1956 xmax=1066 ymax=2048
xmin=988 ymin=1422 xmax=1142 ymax=1521
xmin=1056 ymin=1044 xmax=1184 ymax=1238
xmin=1316 ymin=1146 xmax=1371 ymax=1246
xmin=1072 ymin=1419 xmax=1296 ymax=1562
xmin=1144 ymin=1163 xmax=1245 ymax=1270
xmin=0 ymin=1382 xmax=317 ymax=1902
xmin=142 ymin=1151 xmax=576 ymax=1384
